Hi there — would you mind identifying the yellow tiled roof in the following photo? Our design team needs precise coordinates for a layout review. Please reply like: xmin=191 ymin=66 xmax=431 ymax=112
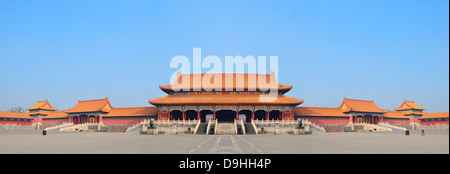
xmin=339 ymin=98 xmax=386 ymax=113
xmin=26 ymin=100 xmax=58 ymax=111
xmin=394 ymin=100 xmax=426 ymax=111
xmin=0 ymin=112 xmax=34 ymax=119
xmin=420 ymin=112 xmax=449 ymax=119
xmin=294 ymin=107 xmax=349 ymax=117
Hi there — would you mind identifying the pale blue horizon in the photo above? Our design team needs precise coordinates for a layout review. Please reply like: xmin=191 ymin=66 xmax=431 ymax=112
xmin=0 ymin=0 xmax=448 ymax=113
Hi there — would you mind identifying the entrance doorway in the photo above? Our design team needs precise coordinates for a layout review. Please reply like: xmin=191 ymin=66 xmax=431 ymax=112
xmin=239 ymin=110 xmax=252 ymax=123
xmin=200 ymin=110 xmax=213 ymax=123
xmin=186 ymin=110 xmax=198 ymax=120
xmin=254 ymin=110 xmax=267 ymax=120
xmin=364 ymin=115 xmax=373 ymax=124
xmin=171 ymin=110 xmax=183 ymax=120
xmin=269 ymin=110 xmax=282 ymax=120
xmin=215 ymin=110 xmax=236 ymax=123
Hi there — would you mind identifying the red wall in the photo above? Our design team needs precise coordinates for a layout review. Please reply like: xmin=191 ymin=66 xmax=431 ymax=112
xmin=42 ymin=119 xmax=67 ymax=125
xmin=0 ymin=118 xmax=32 ymax=125
xmin=419 ymin=119 xmax=449 ymax=125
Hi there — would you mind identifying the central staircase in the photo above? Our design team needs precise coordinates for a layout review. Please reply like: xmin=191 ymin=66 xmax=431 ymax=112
xmin=215 ymin=123 xmax=236 ymax=135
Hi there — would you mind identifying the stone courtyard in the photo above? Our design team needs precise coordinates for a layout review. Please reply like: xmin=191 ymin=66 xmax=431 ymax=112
xmin=0 ymin=130 xmax=448 ymax=154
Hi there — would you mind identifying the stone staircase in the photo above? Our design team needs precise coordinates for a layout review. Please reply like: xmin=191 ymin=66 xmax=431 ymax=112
xmin=377 ymin=122 xmax=407 ymax=131
xmin=352 ymin=122 xmax=392 ymax=132
xmin=44 ymin=122 xmax=74 ymax=132
xmin=60 ymin=123 xmax=99 ymax=132
xmin=244 ymin=123 xmax=256 ymax=134
xmin=215 ymin=123 xmax=236 ymax=135
xmin=195 ymin=123 xmax=208 ymax=134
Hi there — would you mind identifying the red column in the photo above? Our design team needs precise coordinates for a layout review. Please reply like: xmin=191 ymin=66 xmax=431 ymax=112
xmin=213 ymin=111 xmax=216 ymax=120
xmin=182 ymin=111 xmax=185 ymax=120
xmin=266 ymin=111 xmax=269 ymax=120
xmin=281 ymin=111 xmax=284 ymax=120
xmin=251 ymin=111 xmax=255 ymax=120
xmin=197 ymin=111 xmax=200 ymax=120
xmin=158 ymin=111 xmax=161 ymax=120
xmin=236 ymin=111 xmax=239 ymax=120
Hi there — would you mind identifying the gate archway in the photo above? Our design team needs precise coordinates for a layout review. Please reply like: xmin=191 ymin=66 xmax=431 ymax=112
xmin=254 ymin=110 xmax=267 ymax=120
xmin=215 ymin=110 xmax=236 ymax=123
xmin=269 ymin=110 xmax=282 ymax=120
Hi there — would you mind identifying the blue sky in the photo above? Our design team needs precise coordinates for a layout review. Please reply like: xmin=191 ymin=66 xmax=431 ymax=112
xmin=0 ymin=0 xmax=448 ymax=112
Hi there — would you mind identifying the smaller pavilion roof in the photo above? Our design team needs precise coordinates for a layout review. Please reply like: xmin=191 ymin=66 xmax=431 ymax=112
xmin=294 ymin=107 xmax=349 ymax=117
xmin=104 ymin=107 xmax=159 ymax=117
xmin=26 ymin=100 xmax=58 ymax=111
xmin=394 ymin=100 xmax=426 ymax=111
xmin=65 ymin=98 xmax=113 ymax=113
xmin=28 ymin=111 xmax=52 ymax=116
xmin=339 ymin=98 xmax=386 ymax=113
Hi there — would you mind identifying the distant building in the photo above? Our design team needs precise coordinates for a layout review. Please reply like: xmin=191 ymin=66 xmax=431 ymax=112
xmin=0 ymin=112 xmax=33 ymax=125
xmin=27 ymin=100 xmax=58 ymax=118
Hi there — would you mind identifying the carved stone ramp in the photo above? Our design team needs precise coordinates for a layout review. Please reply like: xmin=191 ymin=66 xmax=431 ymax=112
xmin=215 ymin=123 xmax=236 ymax=135
xmin=187 ymin=135 xmax=265 ymax=154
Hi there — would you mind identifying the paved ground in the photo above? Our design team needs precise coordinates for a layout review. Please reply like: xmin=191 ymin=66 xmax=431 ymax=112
xmin=0 ymin=130 xmax=448 ymax=154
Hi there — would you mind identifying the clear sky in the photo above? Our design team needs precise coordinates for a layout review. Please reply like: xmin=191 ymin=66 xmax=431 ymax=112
xmin=0 ymin=0 xmax=448 ymax=113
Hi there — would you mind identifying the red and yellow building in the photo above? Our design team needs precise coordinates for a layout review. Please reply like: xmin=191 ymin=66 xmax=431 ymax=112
xmin=0 ymin=73 xmax=448 ymax=128
xmin=0 ymin=112 xmax=33 ymax=125
xmin=149 ymin=73 xmax=303 ymax=123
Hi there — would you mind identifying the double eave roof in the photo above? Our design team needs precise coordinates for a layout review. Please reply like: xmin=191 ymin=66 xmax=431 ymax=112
xmin=394 ymin=100 xmax=426 ymax=111
xmin=26 ymin=100 xmax=58 ymax=111
xmin=149 ymin=94 xmax=303 ymax=106
xmin=160 ymin=73 xmax=293 ymax=94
